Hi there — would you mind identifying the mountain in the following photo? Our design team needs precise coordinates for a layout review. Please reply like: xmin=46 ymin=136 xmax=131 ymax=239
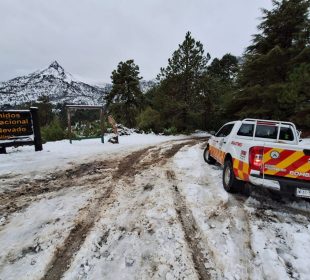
xmin=0 ymin=61 xmax=157 ymax=108
xmin=0 ymin=61 xmax=109 ymax=107
xmin=139 ymin=79 xmax=157 ymax=93
xmin=94 ymin=80 xmax=156 ymax=93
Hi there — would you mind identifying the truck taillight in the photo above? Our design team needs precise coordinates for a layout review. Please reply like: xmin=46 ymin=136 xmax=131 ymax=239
xmin=249 ymin=146 xmax=264 ymax=171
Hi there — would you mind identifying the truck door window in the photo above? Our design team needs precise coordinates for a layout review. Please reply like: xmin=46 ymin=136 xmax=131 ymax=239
xmin=255 ymin=125 xmax=278 ymax=139
xmin=215 ymin=124 xmax=234 ymax=137
xmin=279 ymin=127 xmax=294 ymax=141
xmin=237 ymin=124 xmax=254 ymax=137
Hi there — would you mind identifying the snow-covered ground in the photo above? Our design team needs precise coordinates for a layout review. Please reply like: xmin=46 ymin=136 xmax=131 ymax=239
xmin=0 ymin=134 xmax=309 ymax=280
xmin=173 ymin=145 xmax=310 ymax=279
xmin=0 ymin=187 xmax=94 ymax=280
xmin=0 ymin=134 xmax=185 ymax=182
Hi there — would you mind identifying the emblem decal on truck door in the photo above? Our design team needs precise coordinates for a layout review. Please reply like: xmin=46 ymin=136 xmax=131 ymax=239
xmin=240 ymin=150 xmax=247 ymax=160
xmin=270 ymin=151 xmax=280 ymax=159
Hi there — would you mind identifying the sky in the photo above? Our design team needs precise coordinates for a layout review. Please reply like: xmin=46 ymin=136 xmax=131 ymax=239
xmin=0 ymin=0 xmax=272 ymax=84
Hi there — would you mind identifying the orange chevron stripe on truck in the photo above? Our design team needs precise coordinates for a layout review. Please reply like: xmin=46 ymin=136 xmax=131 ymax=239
xmin=263 ymin=147 xmax=310 ymax=181
xmin=209 ymin=145 xmax=226 ymax=165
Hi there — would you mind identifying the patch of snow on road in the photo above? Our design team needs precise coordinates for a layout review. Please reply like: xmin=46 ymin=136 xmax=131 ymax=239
xmin=174 ymin=144 xmax=254 ymax=279
xmin=0 ymin=187 xmax=94 ymax=280
xmin=0 ymin=134 xmax=183 ymax=184
xmin=63 ymin=166 xmax=198 ymax=280
xmin=173 ymin=143 xmax=310 ymax=280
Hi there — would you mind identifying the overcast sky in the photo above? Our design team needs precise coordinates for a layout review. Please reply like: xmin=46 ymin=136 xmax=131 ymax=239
xmin=0 ymin=0 xmax=272 ymax=83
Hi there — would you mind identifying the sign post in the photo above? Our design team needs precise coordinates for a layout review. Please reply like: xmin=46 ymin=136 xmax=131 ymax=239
xmin=30 ymin=107 xmax=43 ymax=151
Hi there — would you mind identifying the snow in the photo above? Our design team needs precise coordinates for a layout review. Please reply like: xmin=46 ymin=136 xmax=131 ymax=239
xmin=0 ymin=135 xmax=310 ymax=279
xmin=0 ymin=133 xmax=183 ymax=186
xmin=0 ymin=187 xmax=94 ymax=280
xmin=62 ymin=158 xmax=198 ymax=280
xmin=173 ymin=144 xmax=310 ymax=280
xmin=0 ymin=61 xmax=107 ymax=106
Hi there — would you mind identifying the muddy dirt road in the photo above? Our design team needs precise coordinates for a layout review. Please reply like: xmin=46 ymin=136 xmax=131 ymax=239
xmin=0 ymin=138 xmax=310 ymax=280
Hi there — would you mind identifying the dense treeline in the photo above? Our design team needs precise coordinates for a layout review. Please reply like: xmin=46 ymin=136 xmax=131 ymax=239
xmin=106 ymin=0 xmax=310 ymax=134
xmin=14 ymin=0 xmax=310 ymax=141
xmin=228 ymin=0 xmax=310 ymax=128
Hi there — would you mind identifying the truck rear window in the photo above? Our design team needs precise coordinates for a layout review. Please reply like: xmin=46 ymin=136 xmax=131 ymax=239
xmin=237 ymin=122 xmax=295 ymax=141
xmin=255 ymin=125 xmax=278 ymax=139
xmin=279 ymin=127 xmax=294 ymax=141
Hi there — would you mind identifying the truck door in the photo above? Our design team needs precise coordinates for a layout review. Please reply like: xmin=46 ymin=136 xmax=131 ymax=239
xmin=211 ymin=123 xmax=234 ymax=164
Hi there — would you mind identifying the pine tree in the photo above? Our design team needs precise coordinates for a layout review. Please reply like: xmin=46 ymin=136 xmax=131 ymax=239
xmin=155 ymin=31 xmax=210 ymax=131
xmin=106 ymin=60 xmax=143 ymax=128
xmin=201 ymin=54 xmax=239 ymax=129
xmin=230 ymin=0 xmax=310 ymax=128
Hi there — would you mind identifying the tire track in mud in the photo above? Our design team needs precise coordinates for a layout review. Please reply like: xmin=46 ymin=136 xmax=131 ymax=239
xmin=206 ymin=187 xmax=309 ymax=278
xmin=241 ymin=191 xmax=310 ymax=279
xmin=166 ymin=169 xmax=212 ymax=280
xmin=0 ymin=159 xmax=118 ymax=217
xmin=0 ymin=139 xmax=199 ymax=216
xmin=248 ymin=189 xmax=310 ymax=220
xmin=42 ymin=139 xmax=200 ymax=280
xmin=175 ymin=144 xmax=255 ymax=279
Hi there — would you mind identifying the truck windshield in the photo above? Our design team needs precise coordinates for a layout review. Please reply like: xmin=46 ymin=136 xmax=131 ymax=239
xmin=215 ymin=123 xmax=234 ymax=137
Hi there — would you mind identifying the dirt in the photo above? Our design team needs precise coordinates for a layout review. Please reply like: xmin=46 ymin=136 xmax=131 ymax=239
xmin=41 ymin=139 xmax=201 ymax=280
xmin=2 ymin=137 xmax=309 ymax=280
xmin=42 ymin=186 xmax=114 ymax=280
xmin=0 ymin=159 xmax=118 ymax=217
xmin=167 ymin=169 xmax=213 ymax=280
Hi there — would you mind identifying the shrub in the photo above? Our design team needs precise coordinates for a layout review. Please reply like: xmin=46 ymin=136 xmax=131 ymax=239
xmin=41 ymin=117 xmax=65 ymax=142
xmin=163 ymin=126 xmax=178 ymax=135
xmin=136 ymin=107 xmax=162 ymax=133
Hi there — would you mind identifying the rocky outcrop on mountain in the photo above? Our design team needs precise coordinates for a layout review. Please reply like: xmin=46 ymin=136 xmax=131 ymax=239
xmin=0 ymin=61 xmax=108 ymax=107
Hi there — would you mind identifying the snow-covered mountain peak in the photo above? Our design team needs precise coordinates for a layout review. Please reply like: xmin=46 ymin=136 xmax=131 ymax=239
xmin=40 ymin=60 xmax=73 ymax=82
xmin=49 ymin=60 xmax=62 ymax=69
xmin=0 ymin=61 xmax=157 ymax=107
xmin=0 ymin=61 xmax=108 ymax=106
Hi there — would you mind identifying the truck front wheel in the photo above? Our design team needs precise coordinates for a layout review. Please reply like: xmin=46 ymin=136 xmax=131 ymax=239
xmin=223 ymin=160 xmax=244 ymax=193
xmin=203 ymin=146 xmax=216 ymax=164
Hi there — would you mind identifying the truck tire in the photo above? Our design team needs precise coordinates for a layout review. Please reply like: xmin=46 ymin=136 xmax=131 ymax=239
xmin=203 ymin=146 xmax=216 ymax=164
xmin=222 ymin=160 xmax=245 ymax=193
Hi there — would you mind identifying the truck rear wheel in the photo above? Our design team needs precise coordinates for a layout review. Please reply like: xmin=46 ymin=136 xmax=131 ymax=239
xmin=223 ymin=160 xmax=245 ymax=193
xmin=203 ymin=146 xmax=215 ymax=164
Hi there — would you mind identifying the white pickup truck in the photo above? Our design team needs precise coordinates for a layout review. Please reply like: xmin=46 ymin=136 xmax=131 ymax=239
xmin=204 ymin=119 xmax=310 ymax=198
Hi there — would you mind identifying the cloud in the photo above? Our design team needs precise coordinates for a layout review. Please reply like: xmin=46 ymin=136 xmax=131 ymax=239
xmin=0 ymin=0 xmax=272 ymax=83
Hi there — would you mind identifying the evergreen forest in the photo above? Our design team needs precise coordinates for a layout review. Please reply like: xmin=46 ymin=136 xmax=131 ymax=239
xmin=106 ymin=0 xmax=310 ymax=134
xmin=20 ymin=0 xmax=310 ymax=140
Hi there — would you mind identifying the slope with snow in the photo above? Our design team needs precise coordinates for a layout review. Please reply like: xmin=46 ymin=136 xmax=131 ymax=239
xmin=0 ymin=62 xmax=157 ymax=107
xmin=0 ymin=61 xmax=108 ymax=106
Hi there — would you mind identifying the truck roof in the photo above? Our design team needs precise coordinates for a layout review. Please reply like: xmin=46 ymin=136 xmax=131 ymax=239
xmin=241 ymin=118 xmax=296 ymax=127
